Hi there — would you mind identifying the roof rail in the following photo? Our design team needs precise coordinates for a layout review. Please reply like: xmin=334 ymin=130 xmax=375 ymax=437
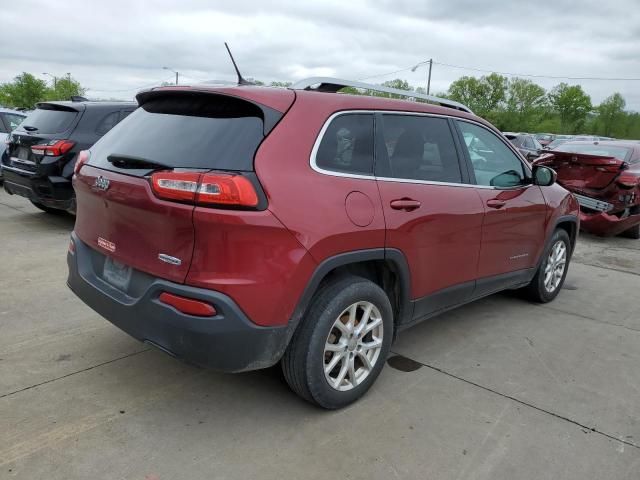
xmin=291 ymin=77 xmax=473 ymax=114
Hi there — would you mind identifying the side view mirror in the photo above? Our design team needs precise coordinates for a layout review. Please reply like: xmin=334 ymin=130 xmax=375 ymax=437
xmin=532 ymin=165 xmax=557 ymax=186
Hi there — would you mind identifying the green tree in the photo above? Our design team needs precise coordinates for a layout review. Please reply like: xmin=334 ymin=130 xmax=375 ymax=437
xmin=503 ymin=78 xmax=547 ymax=131
xmin=0 ymin=72 xmax=48 ymax=109
xmin=45 ymin=75 xmax=87 ymax=101
xmin=270 ymin=81 xmax=292 ymax=88
xmin=548 ymin=83 xmax=592 ymax=133
xmin=596 ymin=93 xmax=625 ymax=137
xmin=447 ymin=74 xmax=507 ymax=119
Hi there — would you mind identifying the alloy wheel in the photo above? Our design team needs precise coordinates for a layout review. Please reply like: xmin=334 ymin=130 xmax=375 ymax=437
xmin=323 ymin=301 xmax=384 ymax=391
xmin=544 ymin=240 xmax=567 ymax=293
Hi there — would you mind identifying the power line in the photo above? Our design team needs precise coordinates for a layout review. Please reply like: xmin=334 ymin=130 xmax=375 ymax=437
xmin=359 ymin=59 xmax=640 ymax=82
xmin=86 ymin=75 xmax=175 ymax=93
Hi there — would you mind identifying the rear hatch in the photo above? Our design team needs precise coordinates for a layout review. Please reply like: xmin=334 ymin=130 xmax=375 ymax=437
xmin=536 ymin=151 xmax=627 ymax=191
xmin=73 ymin=88 xmax=291 ymax=284
xmin=2 ymin=103 xmax=82 ymax=174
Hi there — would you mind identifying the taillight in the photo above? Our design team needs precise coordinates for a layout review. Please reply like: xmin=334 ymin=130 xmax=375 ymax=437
xmin=159 ymin=292 xmax=217 ymax=317
xmin=151 ymin=171 xmax=200 ymax=202
xmin=196 ymin=173 xmax=259 ymax=207
xmin=617 ymin=173 xmax=640 ymax=189
xmin=31 ymin=139 xmax=75 ymax=156
xmin=74 ymin=150 xmax=90 ymax=175
xmin=150 ymin=171 xmax=259 ymax=207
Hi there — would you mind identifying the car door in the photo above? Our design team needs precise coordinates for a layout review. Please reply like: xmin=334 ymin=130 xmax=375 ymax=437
xmin=454 ymin=120 xmax=548 ymax=293
xmin=375 ymin=113 xmax=484 ymax=322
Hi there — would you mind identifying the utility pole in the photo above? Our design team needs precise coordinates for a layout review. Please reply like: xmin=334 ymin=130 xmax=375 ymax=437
xmin=42 ymin=72 xmax=57 ymax=88
xmin=162 ymin=67 xmax=179 ymax=85
xmin=426 ymin=58 xmax=433 ymax=95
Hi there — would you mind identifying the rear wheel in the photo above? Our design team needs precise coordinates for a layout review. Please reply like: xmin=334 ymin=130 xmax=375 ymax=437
xmin=30 ymin=200 xmax=66 ymax=215
xmin=281 ymin=275 xmax=393 ymax=409
xmin=621 ymin=224 xmax=640 ymax=240
xmin=523 ymin=229 xmax=571 ymax=303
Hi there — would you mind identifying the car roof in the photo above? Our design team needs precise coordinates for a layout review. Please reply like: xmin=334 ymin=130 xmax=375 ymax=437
xmin=0 ymin=107 xmax=27 ymax=116
xmin=36 ymin=100 xmax=137 ymax=112
xmin=556 ymin=140 xmax=640 ymax=158
xmin=143 ymin=84 xmax=491 ymax=128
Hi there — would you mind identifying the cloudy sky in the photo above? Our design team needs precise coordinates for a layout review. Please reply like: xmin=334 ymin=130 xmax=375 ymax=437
xmin=2 ymin=0 xmax=640 ymax=108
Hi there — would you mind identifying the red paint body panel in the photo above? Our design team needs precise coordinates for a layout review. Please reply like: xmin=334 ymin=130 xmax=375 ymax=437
xmin=254 ymin=93 xmax=387 ymax=263
xmin=186 ymin=207 xmax=317 ymax=327
xmin=73 ymin=165 xmax=195 ymax=283
xmin=377 ymin=182 xmax=484 ymax=298
xmin=474 ymin=186 xmax=549 ymax=277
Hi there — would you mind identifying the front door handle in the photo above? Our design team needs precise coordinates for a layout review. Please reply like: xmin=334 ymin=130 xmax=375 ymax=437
xmin=486 ymin=199 xmax=507 ymax=209
xmin=390 ymin=198 xmax=421 ymax=211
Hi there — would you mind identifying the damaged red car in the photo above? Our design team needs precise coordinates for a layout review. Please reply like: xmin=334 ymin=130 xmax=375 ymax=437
xmin=536 ymin=141 xmax=640 ymax=238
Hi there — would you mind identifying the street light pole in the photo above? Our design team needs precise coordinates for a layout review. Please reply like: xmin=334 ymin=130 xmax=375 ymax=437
xmin=162 ymin=66 xmax=179 ymax=85
xmin=411 ymin=59 xmax=433 ymax=95
xmin=42 ymin=72 xmax=57 ymax=88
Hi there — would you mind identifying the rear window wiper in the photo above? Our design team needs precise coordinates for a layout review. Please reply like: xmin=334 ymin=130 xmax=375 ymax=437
xmin=22 ymin=125 xmax=38 ymax=131
xmin=106 ymin=154 xmax=169 ymax=170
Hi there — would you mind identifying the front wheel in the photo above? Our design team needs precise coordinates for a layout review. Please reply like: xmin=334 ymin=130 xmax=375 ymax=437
xmin=281 ymin=275 xmax=393 ymax=409
xmin=523 ymin=229 xmax=571 ymax=303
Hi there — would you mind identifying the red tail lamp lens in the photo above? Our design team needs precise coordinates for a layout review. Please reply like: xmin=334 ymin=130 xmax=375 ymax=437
xmin=196 ymin=173 xmax=259 ymax=207
xmin=74 ymin=150 xmax=90 ymax=175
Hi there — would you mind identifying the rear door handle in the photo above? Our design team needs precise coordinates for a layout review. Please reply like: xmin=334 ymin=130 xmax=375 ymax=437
xmin=486 ymin=199 xmax=506 ymax=209
xmin=390 ymin=198 xmax=421 ymax=211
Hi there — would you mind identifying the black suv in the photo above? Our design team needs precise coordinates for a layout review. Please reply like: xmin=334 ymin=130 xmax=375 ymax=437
xmin=1 ymin=101 xmax=136 ymax=214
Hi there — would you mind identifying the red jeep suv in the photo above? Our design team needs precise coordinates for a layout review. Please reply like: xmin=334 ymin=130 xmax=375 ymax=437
xmin=67 ymin=78 xmax=579 ymax=408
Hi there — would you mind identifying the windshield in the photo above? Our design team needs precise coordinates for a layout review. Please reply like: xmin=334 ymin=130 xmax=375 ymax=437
xmin=89 ymin=93 xmax=265 ymax=173
xmin=18 ymin=107 xmax=77 ymax=134
xmin=553 ymin=143 xmax=632 ymax=161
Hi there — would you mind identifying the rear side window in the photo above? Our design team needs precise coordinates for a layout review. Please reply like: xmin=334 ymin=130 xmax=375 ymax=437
xmin=378 ymin=114 xmax=462 ymax=183
xmin=89 ymin=94 xmax=264 ymax=172
xmin=96 ymin=111 xmax=121 ymax=135
xmin=19 ymin=107 xmax=77 ymax=134
xmin=315 ymin=114 xmax=374 ymax=175
xmin=3 ymin=113 xmax=25 ymax=131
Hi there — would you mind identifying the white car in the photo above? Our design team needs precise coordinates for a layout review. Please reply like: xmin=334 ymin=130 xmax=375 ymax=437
xmin=0 ymin=107 xmax=27 ymax=181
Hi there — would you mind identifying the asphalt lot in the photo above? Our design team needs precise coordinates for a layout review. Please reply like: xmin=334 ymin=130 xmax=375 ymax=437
xmin=1 ymin=188 xmax=639 ymax=480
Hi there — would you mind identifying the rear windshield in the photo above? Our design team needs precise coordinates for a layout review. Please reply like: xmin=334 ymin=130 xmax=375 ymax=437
xmin=89 ymin=93 xmax=264 ymax=172
xmin=553 ymin=143 xmax=632 ymax=161
xmin=19 ymin=107 xmax=77 ymax=134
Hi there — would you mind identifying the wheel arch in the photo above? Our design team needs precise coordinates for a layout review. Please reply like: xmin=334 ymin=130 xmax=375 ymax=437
xmin=286 ymin=248 xmax=412 ymax=343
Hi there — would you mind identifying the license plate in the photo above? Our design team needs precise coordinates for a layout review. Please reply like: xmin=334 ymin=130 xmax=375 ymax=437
xmin=103 ymin=257 xmax=132 ymax=291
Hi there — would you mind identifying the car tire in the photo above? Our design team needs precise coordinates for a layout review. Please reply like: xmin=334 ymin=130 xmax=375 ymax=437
xmin=523 ymin=229 xmax=571 ymax=303
xmin=621 ymin=224 xmax=640 ymax=240
xmin=281 ymin=275 xmax=393 ymax=409
xmin=30 ymin=200 xmax=65 ymax=215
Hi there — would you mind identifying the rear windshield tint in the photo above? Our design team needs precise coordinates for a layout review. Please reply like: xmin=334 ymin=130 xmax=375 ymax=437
xmin=89 ymin=94 xmax=264 ymax=172
xmin=19 ymin=107 xmax=77 ymax=134
xmin=554 ymin=143 xmax=632 ymax=161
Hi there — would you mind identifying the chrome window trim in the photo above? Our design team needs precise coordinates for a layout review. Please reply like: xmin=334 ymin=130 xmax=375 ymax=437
xmin=309 ymin=110 xmax=530 ymax=190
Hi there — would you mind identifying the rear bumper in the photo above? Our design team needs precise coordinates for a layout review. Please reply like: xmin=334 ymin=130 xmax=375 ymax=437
xmin=66 ymin=233 xmax=289 ymax=372
xmin=2 ymin=167 xmax=74 ymax=210
xmin=579 ymin=210 xmax=640 ymax=236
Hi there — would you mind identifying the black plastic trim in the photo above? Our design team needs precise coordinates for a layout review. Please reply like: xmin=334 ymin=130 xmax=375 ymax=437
xmin=287 ymin=248 xmax=413 ymax=338
xmin=67 ymin=233 xmax=288 ymax=372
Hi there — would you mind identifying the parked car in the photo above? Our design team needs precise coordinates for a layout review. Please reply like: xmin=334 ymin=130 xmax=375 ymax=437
xmin=0 ymin=107 xmax=27 ymax=182
xmin=538 ymin=140 xmax=640 ymax=238
xmin=535 ymin=133 xmax=555 ymax=147
xmin=503 ymin=132 xmax=544 ymax=161
xmin=67 ymin=79 xmax=579 ymax=408
xmin=545 ymin=135 xmax=573 ymax=150
xmin=1 ymin=100 xmax=136 ymax=214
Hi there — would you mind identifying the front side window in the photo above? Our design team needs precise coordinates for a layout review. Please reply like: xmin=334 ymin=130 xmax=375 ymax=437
xmin=315 ymin=114 xmax=374 ymax=175
xmin=458 ymin=121 xmax=526 ymax=188
xmin=378 ymin=115 xmax=462 ymax=183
